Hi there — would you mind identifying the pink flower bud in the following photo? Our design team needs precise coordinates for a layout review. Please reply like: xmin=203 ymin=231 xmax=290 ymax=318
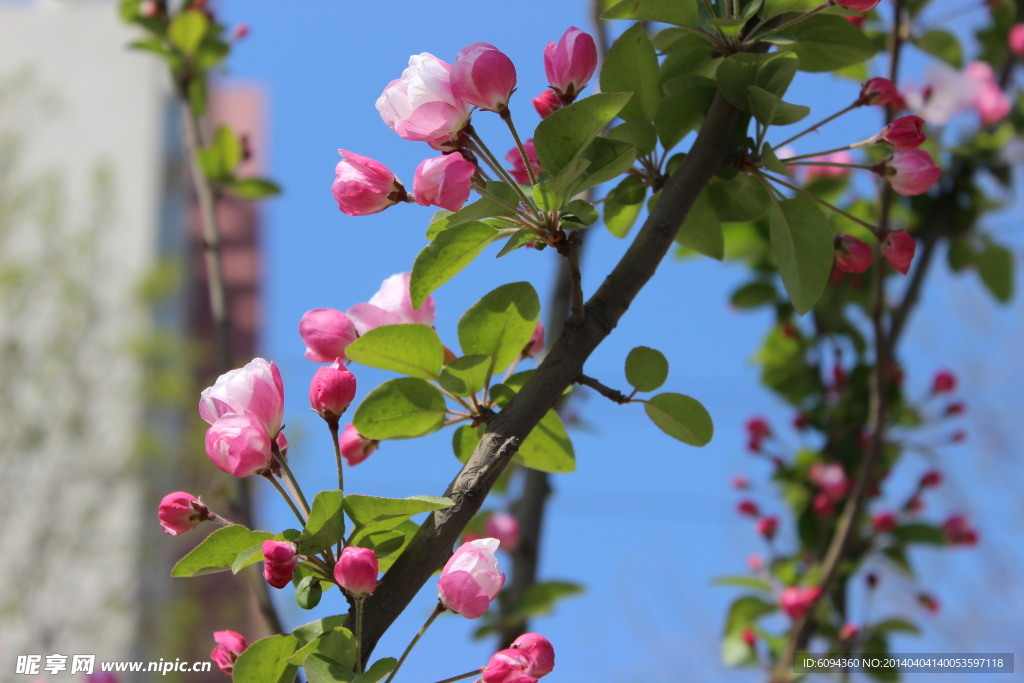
xmin=205 ymin=412 xmax=274 ymax=477
xmin=261 ymin=540 xmax=298 ymax=589
xmin=347 ymin=272 xmax=436 ymax=335
xmin=543 ymin=27 xmax=598 ymax=101
xmin=413 ymin=152 xmax=476 ymax=211
xmin=532 ymin=89 xmax=562 ymax=118
xmin=918 ymin=592 xmax=940 ymax=613
xmin=521 ymin=320 xmax=545 ymax=357
xmin=332 ymin=150 xmax=405 ymax=217
xmin=745 ymin=417 xmax=771 ymax=450
xmin=871 ymin=511 xmax=897 ymax=533
xmin=747 ymin=553 xmax=764 ymax=571
xmin=481 ymin=649 xmax=538 ymax=683
xmin=741 ymin=628 xmax=757 ymax=647
xmin=737 ymin=499 xmax=760 ymax=517
xmin=276 ymin=432 xmax=290 ymax=459
xmin=877 ymin=150 xmax=941 ymax=196
xmin=451 ymin=42 xmax=517 ymax=113
xmin=881 ymin=230 xmax=916 ymax=275
xmin=878 ymin=115 xmax=926 ymax=150
xmin=485 ymin=512 xmax=521 ymax=553
xmin=299 ymin=308 xmax=358 ymax=363
xmin=779 ymin=585 xmax=821 ymax=619
xmin=334 ymin=546 xmax=379 ymax=597
xmin=809 ymin=462 xmax=850 ymax=501
xmin=377 ymin=53 xmax=470 ymax=144
xmin=511 ymin=633 xmax=555 ymax=678
xmin=942 ymin=514 xmax=978 ymax=546
xmin=732 ymin=474 xmax=749 ymax=490
xmin=232 ymin=23 xmax=249 ymax=40
xmin=834 ymin=0 xmax=880 ymax=10
xmin=158 ymin=491 xmax=210 ymax=536
xmin=506 ymin=140 xmax=543 ymax=186
xmin=140 ymin=1 xmax=160 ymax=17
xmin=438 ymin=538 xmax=506 ymax=618
xmin=199 ymin=358 xmax=284 ymax=438
xmin=210 ymin=630 xmax=248 ymax=675
xmin=309 ymin=360 xmax=357 ymax=423
xmin=1010 ymin=24 xmax=1024 ymax=56
xmin=920 ymin=469 xmax=943 ymax=488
xmin=756 ymin=515 xmax=778 ymax=540
xmin=839 ymin=623 xmax=860 ymax=641
xmin=976 ymin=81 xmax=1012 ymax=125
xmin=834 ymin=234 xmax=873 ymax=273
xmin=812 ymin=492 xmax=835 ymax=517
xmin=859 ymin=77 xmax=901 ymax=107
xmin=339 ymin=424 xmax=378 ymax=466
xmin=932 ymin=370 xmax=956 ymax=393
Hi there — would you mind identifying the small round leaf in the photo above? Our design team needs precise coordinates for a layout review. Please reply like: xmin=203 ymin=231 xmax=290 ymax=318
xmin=643 ymin=392 xmax=714 ymax=446
xmin=625 ymin=346 xmax=669 ymax=392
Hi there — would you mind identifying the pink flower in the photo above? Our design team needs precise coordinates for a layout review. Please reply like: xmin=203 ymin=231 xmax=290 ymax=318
xmin=976 ymin=81 xmax=1012 ymax=125
xmin=834 ymin=0 xmax=880 ymax=10
xmin=859 ymin=77 xmax=902 ymax=107
xmin=756 ymin=516 xmax=778 ymax=540
xmin=521 ymin=321 xmax=545 ymax=358
xmin=199 ymin=358 xmax=285 ymax=438
xmin=737 ymin=499 xmax=760 ymax=517
xmin=299 ymin=308 xmax=358 ymax=363
xmin=839 ymin=623 xmax=860 ymax=641
xmin=511 ymin=633 xmax=555 ymax=678
xmin=1010 ymin=23 xmax=1024 ymax=56
xmin=438 ymin=538 xmax=505 ymax=618
xmin=871 ymin=511 xmax=897 ymax=533
xmin=158 ymin=491 xmax=209 ymax=536
xmin=878 ymin=115 xmax=926 ymax=150
xmin=338 ymin=424 xmax=378 ymax=466
xmin=543 ymin=27 xmax=598 ymax=101
xmin=834 ymin=234 xmax=873 ymax=273
xmin=334 ymin=546 xmax=379 ymax=597
xmin=920 ymin=469 xmax=943 ymax=488
xmin=204 ymin=412 xmax=274 ymax=477
xmin=804 ymin=151 xmax=854 ymax=181
xmin=932 ymin=370 xmax=957 ymax=393
xmin=309 ymin=360 xmax=358 ymax=423
xmin=484 ymin=512 xmax=521 ymax=553
xmin=332 ymin=150 xmax=406 ymax=217
xmin=481 ymin=649 xmax=538 ymax=683
xmin=878 ymin=150 xmax=940 ymax=196
xmin=779 ymin=585 xmax=822 ymax=619
xmin=413 ymin=152 xmax=476 ymax=211
xmin=347 ymin=272 xmax=436 ymax=334
xmin=747 ymin=554 xmax=764 ymax=571
xmin=942 ymin=514 xmax=978 ymax=546
xmin=210 ymin=630 xmax=248 ymax=675
xmin=881 ymin=230 xmax=916 ymax=274
xmin=532 ymin=89 xmax=562 ymax=118
xmin=505 ymin=139 xmax=543 ymax=185
xmin=451 ymin=42 xmax=517 ymax=113
xmin=376 ymin=53 xmax=470 ymax=144
xmin=809 ymin=463 xmax=850 ymax=501
xmin=262 ymin=540 xmax=298 ymax=589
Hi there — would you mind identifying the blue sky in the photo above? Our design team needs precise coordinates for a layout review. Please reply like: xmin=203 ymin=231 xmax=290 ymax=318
xmin=217 ymin=1 xmax=1023 ymax=680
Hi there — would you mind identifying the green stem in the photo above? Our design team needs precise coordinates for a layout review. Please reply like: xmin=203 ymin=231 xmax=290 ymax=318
xmin=779 ymin=139 xmax=875 ymax=163
xmin=745 ymin=2 xmax=830 ymax=46
xmin=383 ymin=604 xmax=445 ymax=683
xmin=775 ymin=102 xmax=859 ymax=149
xmin=500 ymin=109 xmax=537 ymax=186
xmin=762 ymin=172 xmax=882 ymax=233
xmin=355 ymin=596 xmax=365 ymax=674
xmin=466 ymin=130 xmax=538 ymax=216
xmin=783 ymin=160 xmax=875 ymax=171
xmin=272 ymin=441 xmax=311 ymax=515
xmin=329 ymin=421 xmax=345 ymax=559
xmin=264 ymin=474 xmax=306 ymax=526
xmin=433 ymin=672 xmax=481 ymax=683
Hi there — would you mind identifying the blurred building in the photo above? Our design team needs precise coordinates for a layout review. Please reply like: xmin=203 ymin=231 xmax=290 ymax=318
xmin=0 ymin=0 xmax=267 ymax=679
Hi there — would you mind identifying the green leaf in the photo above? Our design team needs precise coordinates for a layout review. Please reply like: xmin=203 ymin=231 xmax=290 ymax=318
xmin=871 ymin=617 xmax=921 ymax=635
xmin=496 ymin=229 xmax=538 ymax=257
xmin=168 ymin=10 xmax=209 ymax=56
xmin=716 ymin=53 xmax=767 ymax=111
xmin=625 ymin=346 xmax=669 ymax=392
xmin=779 ymin=15 xmax=878 ymax=72
xmin=600 ymin=23 xmax=661 ymax=123
xmin=914 ymin=29 xmax=963 ymax=67
xmin=232 ymin=178 xmax=281 ymax=200
xmin=409 ymin=223 xmax=500 ymax=307
xmin=712 ymin=575 xmax=773 ymax=591
xmin=171 ymin=525 xmax=273 ymax=577
xmin=533 ymin=159 xmax=591 ymax=210
xmin=353 ymin=657 xmax=398 ymax=683
xmin=534 ymin=92 xmax=633 ymax=177
xmin=304 ymin=654 xmax=355 ymax=683
xmin=676 ymin=188 xmax=724 ymax=259
xmin=516 ymin=408 xmax=576 ymax=473
xmin=292 ymin=616 xmax=348 ymax=645
xmin=768 ymin=197 xmax=834 ymax=314
xmin=299 ymin=490 xmax=345 ymax=556
xmin=722 ymin=632 xmax=757 ymax=667
xmin=655 ymin=78 xmax=717 ymax=149
xmin=230 ymin=543 xmax=266 ymax=575
xmin=707 ymin=174 xmax=771 ymax=222
xmin=345 ymin=324 xmax=444 ymax=381
xmin=760 ymin=142 xmax=793 ymax=177
xmin=458 ymin=282 xmax=541 ymax=375
xmin=439 ymin=355 xmax=491 ymax=397
xmin=564 ymin=199 xmax=600 ymax=227
xmin=352 ymin=377 xmax=447 ymax=440
xmin=232 ymin=634 xmax=299 ymax=683
xmin=643 ymin=392 xmax=714 ymax=446
xmin=348 ymin=519 xmax=418 ymax=572
xmin=452 ymin=424 xmax=485 ymax=463
xmin=762 ymin=0 xmax=820 ymax=20
xmin=891 ymin=522 xmax=946 ymax=545
xmin=505 ymin=581 xmax=584 ymax=621
xmin=427 ymin=182 xmax=520 ymax=235
xmin=602 ymin=0 xmax=698 ymax=29
xmin=976 ymin=242 xmax=1014 ymax=302
xmin=724 ymin=595 xmax=776 ymax=634
xmin=344 ymin=494 xmax=454 ymax=528
xmin=213 ymin=125 xmax=242 ymax=175
xmin=730 ymin=282 xmax=777 ymax=309
xmin=286 ymin=626 xmax=357 ymax=669
xmin=604 ymin=175 xmax=647 ymax=238
xmin=754 ymin=324 xmax=819 ymax=405
xmin=746 ymin=86 xmax=810 ymax=126
xmin=578 ymin=137 xmax=637 ymax=191
xmin=295 ymin=576 xmax=324 ymax=610
xmin=608 ymin=120 xmax=658 ymax=156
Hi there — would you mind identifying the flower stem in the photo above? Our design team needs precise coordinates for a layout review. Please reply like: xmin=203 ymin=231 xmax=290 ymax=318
xmin=355 ymin=596 xmax=365 ymax=674
xmin=775 ymin=102 xmax=859 ymax=149
xmin=762 ymin=172 xmax=882 ymax=234
xmin=500 ymin=109 xmax=537 ymax=186
xmin=744 ymin=2 xmax=830 ymax=46
xmin=264 ymin=473 xmax=306 ymax=526
xmin=383 ymin=603 xmax=445 ymax=683
xmin=466 ymin=129 xmax=539 ymax=217
xmin=433 ymin=671 xmax=482 ymax=683
xmin=272 ymin=441 xmax=311 ymax=516
xmin=779 ymin=139 xmax=874 ymax=163
xmin=329 ymin=421 xmax=345 ymax=559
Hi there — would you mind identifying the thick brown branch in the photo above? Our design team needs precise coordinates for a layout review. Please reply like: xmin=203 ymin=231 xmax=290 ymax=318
xmin=358 ymin=91 xmax=746 ymax=655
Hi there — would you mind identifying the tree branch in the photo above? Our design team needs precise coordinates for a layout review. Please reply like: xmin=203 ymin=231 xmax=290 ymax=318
xmin=577 ymin=374 xmax=632 ymax=404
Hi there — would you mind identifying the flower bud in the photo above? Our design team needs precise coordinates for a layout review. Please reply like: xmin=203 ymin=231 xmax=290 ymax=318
xmin=158 ymin=491 xmax=210 ymax=536
xmin=881 ymin=230 xmax=916 ymax=275
xmin=506 ymin=140 xmax=544 ymax=186
xmin=262 ymin=540 xmax=298 ymax=589
xmin=839 ymin=623 xmax=861 ymax=641
xmin=1010 ymin=24 xmax=1024 ymax=56
xmin=877 ymin=150 xmax=941 ymax=196
xmin=918 ymin=592 xmax=940 ymax=613
xmin=737 ymin=499 xmax=760 ymax=517
xmin=756 ymin=515 xmax=778 ymax=540
xmin=438 ymin=538 xmax=505 ymax=618
xmin=485 ymin=512 xmax=521 ymax=553
xmin=481 ymin=649 xmax=537 ymax=683
xmin=920 ymin=469 xmax=943 ymax=488
xmin=871 ymin=511 xmax=897 ymax=533
xmin=413 ymin=152 xmax=476 ymax=211
xmin=878 ymin=115 xmax=926 ymax=150
xmin=232 ymin=23 xmax=249 ymax=40
xmin=332 ymin=150 xmax=406 ymax=217
xmin=942 ymin=514 xmax=978 ymax=546
xmin=520 ymin=321 xmax=545 ymax=357
xmin=204 ymin=412 xmax=274 ymax=477
xmin=976 ymin=81 xmax=1012 ymax=125
xmin=779 ymin=585 xmax=821 ymax=619
xmin=210 ymin=630 xmax=248 ymax=675
xmin=732 ymin=474 xmax=749 ymax=490
xmin=741 ymin=628 xmax=757 ymax=647
xmin=834 ymin=0 xmax=880 ymax=10
xmin=745 ymin=417 xmax=771 ymax=452
xmin=532 ymin=89 xmax=562 ymax=118
xmin=451 ymin=42 xmax=517 ymax=113
xmin=543 ymin=27 xmax=597 ymax=101
xmin=511 ymin=633 xmax=555 ymax=678
xmin=339 ymin=424 xmax=378 ymax=466
xmin=834 ymin=234 xmax=872 ymax=273
xmin=334 ymin=546 xmax=379 ymax=597
xmin=299 ymin=308 xmax=358 ymax=363
xmin=932 ymin=370 xmax=956 ymax=393
xmin=309 ymin=360 xmax=357 ymax=423
xmin=859 ymin=77 xmax=901 ymax=107
xmin=747 ymin=554 xmax=763 ymax=571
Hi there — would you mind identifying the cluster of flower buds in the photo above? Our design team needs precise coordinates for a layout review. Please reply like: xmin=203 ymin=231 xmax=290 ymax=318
xmin=809 ymin=462 xmax=851 ymax=517
xmin=481 ymin=633 xmax=555 ymax=683
xmin=262 ymin=540 xmax=299 ymax=589
xmin=745 ymin=417 xmax=772 ymax=452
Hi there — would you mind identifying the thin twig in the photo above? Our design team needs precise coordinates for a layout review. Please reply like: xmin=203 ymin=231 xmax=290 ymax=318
xmin=577 ymin=374 xmax=632 ymax=404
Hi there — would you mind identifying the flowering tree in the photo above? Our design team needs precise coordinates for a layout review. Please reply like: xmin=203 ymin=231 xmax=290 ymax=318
xmin=124 ymin=0 xmax=1019 ymax=680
